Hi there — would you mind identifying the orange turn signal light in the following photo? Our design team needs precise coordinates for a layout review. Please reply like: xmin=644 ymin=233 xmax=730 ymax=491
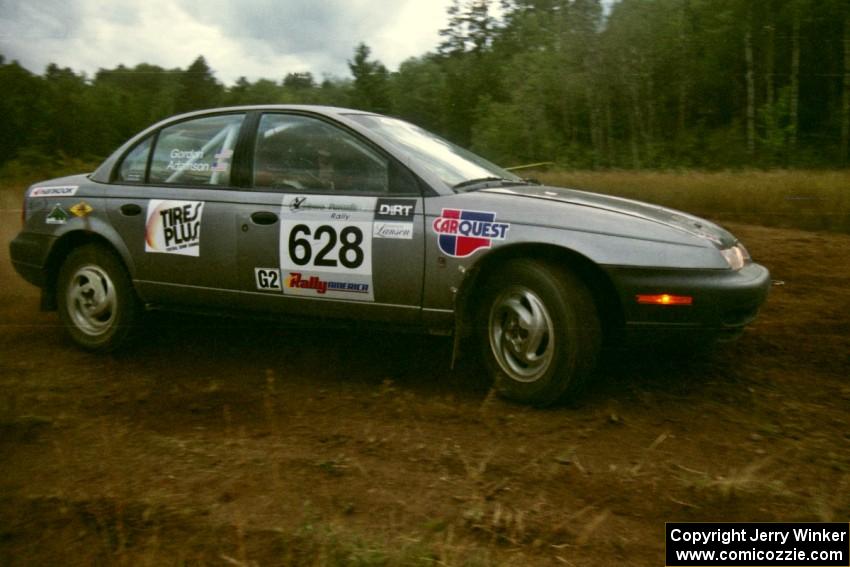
xmin=636 ymin=294 xmax=693 ymax=306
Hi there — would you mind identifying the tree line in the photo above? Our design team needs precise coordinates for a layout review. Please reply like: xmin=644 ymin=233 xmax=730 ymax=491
xmin=2 ymin=0 xmax=849 ymax=171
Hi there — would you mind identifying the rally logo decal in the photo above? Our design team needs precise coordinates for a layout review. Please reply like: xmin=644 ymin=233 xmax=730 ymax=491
xmin=432 ymin=209 xmax=509 ymax=257
xmin=285 ymin=272 xmax=370 ymax=295
xmin=145 ymin=200 xmax=204 ymax=256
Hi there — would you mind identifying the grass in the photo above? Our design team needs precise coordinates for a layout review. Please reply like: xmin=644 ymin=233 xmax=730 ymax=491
xmin=535 ymin=169 xmax=850 ymax=233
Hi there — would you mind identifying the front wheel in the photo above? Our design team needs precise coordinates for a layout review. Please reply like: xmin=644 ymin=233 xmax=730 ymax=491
xmin=478 ymin=260 xmax=601 ymax=406
xmin=57 ymin=244 xmax=138 ymax=351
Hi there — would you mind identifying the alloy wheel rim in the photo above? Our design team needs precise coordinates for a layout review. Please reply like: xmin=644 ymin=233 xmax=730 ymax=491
xmin=66 ymin=265 xmax=117 ymax=337
xmin=488 ymin=286 xmax=555 ymax=382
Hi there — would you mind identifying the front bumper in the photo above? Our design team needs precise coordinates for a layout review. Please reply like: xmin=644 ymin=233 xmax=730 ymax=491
xmin=604 ymin=262 xmax=771 ymax=335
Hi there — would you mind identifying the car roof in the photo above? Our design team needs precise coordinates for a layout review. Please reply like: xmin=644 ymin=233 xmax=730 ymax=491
xmin=166 ymin=105 xmax=376 ymax=121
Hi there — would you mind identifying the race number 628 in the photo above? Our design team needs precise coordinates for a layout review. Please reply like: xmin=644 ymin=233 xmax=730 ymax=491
xmin=286 ymin=224 xmax=366 ymax=270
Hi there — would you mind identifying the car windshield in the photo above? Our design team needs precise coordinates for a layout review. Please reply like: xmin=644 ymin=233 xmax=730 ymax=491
xmin=347 ymin=114 xmax=522 ymax=190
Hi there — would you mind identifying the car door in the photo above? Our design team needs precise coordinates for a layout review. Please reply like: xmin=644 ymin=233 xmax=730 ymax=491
xmin=106 ymin=113 xmax=246 ymax=307
xmin=234 ymin=112 xmax=425 ymax=323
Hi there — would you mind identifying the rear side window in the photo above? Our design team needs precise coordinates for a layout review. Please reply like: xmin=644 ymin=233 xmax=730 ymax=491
xmin=149 ymin=114 xmax=245 ymax=186
xmin=116 ymin=136 xmax=152 ymax=183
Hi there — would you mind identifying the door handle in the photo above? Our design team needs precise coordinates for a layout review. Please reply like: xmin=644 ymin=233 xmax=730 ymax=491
xmin=120 ymin=204 xmax=142 ymax=216
xmin=251 ymin=211 xmax=278 ymax=225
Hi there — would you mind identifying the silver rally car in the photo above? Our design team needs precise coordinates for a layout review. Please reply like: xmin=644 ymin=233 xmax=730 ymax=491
xmin=10 ymin=105 xmax=770 ymax=405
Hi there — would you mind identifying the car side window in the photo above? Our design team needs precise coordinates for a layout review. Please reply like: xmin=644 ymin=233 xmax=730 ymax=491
xmin=149 ymin=114 xmax=245 ymax=187
xmin=116 ymin=136 xmax=152 ymax=183
xmin=255 ymin=114 xmax=413 ymax=194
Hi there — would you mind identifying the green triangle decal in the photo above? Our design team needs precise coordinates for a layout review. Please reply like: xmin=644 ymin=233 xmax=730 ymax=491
xmin=46 ymin=204 xmax=69 ymax=224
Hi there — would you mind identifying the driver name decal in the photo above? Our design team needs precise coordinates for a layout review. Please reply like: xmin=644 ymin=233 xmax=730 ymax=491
xmin=432 ymin=209 xmax=509 ymax=257
xmin=145 ymin=200 xmax=204 ymax=256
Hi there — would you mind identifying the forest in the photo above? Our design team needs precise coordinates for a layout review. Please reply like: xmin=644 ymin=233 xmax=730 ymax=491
xmin=1 ymin=0 xmax=849 ymax=171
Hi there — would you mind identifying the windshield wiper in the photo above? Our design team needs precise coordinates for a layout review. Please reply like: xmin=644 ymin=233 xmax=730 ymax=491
xmin=453 ymin=177 xmax=533 ymax=192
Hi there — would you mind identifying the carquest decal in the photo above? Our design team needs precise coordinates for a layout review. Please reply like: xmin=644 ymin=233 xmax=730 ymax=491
xmin=30 ymin=185 xmax=78 ymax=198
xmin=69 ymin=201 xmax=93 ymax=218
xmin=45 ymin=204 xmax=69 ymax=225
xmin=432 ymin=209 xmax=510 ymax=258
xmin=145 ymin=200 xmax=204 ymax=256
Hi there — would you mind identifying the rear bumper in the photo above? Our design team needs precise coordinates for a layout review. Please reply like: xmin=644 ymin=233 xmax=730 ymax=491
xmin=9 ymin=232 xmax=55 ymax=288
xmin=604 ymin=262 xmax=771 ymax=336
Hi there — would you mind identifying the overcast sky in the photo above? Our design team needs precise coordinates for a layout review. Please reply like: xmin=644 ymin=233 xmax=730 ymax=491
xmin=0 ymin=0 xmax=460 ymax=84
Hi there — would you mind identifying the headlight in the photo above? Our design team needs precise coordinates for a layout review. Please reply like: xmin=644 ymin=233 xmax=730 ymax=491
xmin=720 ymin=243 xmax=751 ymax=270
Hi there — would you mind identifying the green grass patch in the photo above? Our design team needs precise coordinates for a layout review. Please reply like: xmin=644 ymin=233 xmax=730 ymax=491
xmin=536 ymin=169 xmax=850 ymax=233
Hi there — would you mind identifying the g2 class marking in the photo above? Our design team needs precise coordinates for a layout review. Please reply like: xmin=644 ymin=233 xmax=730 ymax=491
xmin=255 ymin=268 xmax=282 ymax=291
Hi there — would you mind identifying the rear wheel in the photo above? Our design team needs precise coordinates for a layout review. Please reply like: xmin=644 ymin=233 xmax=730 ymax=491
xmin=57 ymin=244 xmax=138 ymax=351
xmin=478 ymin=260 xmax=601 ymax=406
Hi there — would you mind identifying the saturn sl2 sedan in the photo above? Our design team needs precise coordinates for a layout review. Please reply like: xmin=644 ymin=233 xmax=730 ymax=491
xmin=9 ymin=105 xmax=770 ymax=406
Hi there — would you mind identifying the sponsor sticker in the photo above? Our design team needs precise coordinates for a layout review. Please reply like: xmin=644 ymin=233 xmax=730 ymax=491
xmin=432 ymin=209 xmax=510 ymax=257
xmin=46 ymin=204 xmax=69 ymax=225
xmin=255 ymin=268 xmax=282 ymax=291
xmin=373 ymin=222 xmax=413 ymax=239
xmin=375 ymin=198 xmax=416 ymax=221
xmin=285 ymin=272 xmax=370 ymax=296
xmin=280 ymin=194 xmax=376 ymax=301
xmin=284 ymin=194 xmax=361 ymax=215
xmin=373 ymin=198 xmax=416 ymax=239
xmin=69 ymin=201 xmax=93 ymax=217
xmin=30 ymin=185 xmax=78 ymax=198
xmin=145 ymin=200 xmax=204 ymax=256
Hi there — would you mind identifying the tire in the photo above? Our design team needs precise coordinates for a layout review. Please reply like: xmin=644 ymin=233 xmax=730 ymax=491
xmin=477 ymin=259 xmax=601 ymax=406
xmin=56 ymin=244 xmax=138 ymax=352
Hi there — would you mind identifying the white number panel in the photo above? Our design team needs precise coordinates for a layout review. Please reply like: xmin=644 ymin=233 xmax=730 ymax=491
xmin=279 ymin=195 xmax=376 ymax=302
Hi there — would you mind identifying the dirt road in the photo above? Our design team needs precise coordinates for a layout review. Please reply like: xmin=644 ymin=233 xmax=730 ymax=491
xmin=1 ymin=187 xmax=848 ymax=566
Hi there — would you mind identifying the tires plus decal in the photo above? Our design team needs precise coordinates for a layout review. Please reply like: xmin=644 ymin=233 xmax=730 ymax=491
xmin=145 ymin=200 xmax=204 ymax=256
xmin=280 ymin=195 xmax=375 ymax=302
xmin=432 ymin=209 xmax=510 ymax=257
xmin=374 ymin=198 xmax=416 ymax=240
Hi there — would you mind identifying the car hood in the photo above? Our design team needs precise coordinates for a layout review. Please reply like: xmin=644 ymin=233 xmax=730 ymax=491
xmin=483 ymin=185 xmax=736 ymax=248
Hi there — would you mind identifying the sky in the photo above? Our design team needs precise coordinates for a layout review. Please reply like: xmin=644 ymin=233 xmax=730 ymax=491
xmin=0 ymin=0 xmax=459 ymax=84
